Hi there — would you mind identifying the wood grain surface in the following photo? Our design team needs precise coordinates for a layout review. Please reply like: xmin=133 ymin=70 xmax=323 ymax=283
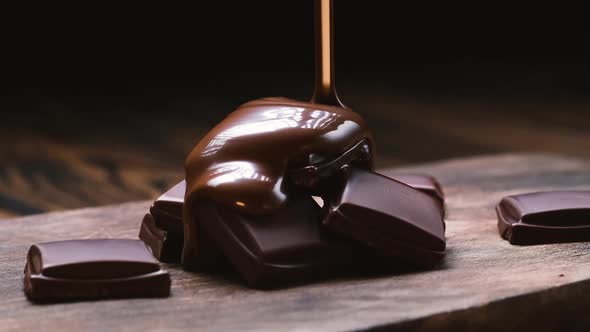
xmin=1 ymin=154 xmax=590 ymax=331
xmin=1 ymin=94 xmax=589 ymax=219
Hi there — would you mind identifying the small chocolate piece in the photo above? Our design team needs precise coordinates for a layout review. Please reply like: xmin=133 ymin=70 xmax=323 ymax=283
xmin=497 ymin=191 xmax=590 ymax=245
xmin=195 ymin=195 xmax=370 ymax=287
xmin=322 ymin=168 xmax=446 ymax=268
xmin=24 ymin=239 xmax=170 ymax=302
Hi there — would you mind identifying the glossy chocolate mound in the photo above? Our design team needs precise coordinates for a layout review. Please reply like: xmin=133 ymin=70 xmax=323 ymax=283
xmin=184 ymin=97 xmax=373 ymax=214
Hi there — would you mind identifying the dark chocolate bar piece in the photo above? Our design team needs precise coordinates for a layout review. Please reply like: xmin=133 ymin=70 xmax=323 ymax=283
xmin=149 ymin=181 xmax=185 ymax=236
xmin=388 ymin=173 xmax=444 ymax=203
xmin=322 ymin=168 xmax=446 ymax=268
xmin=139 ymin=214 xmax=183 ymax=263
xmin=194 ymin=195 xmax=370 ymax=287
xmin=497 ymin=191 xmax=590 ymax=245
xmin=24 ymin=239 xmax=170 ymax=302
xmin=138 ymin=181 xmax=186 ymax=262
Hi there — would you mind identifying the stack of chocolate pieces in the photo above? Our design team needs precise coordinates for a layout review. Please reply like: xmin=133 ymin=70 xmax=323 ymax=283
xmin=135 ymin=97 xmax=447 ymax=288
xmin=141 ymin=171 xmax=446 ymax=287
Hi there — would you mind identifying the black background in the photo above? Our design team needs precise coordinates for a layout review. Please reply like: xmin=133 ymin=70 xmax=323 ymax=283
xmin=2 ymin=2 xmax=589 ymax=113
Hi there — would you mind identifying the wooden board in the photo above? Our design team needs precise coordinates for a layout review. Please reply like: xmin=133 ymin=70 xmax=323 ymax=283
xmin=1 ymin=153 xmax=590 ymax=332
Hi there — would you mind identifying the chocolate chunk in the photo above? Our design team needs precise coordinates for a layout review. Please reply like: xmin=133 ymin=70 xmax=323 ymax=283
xmin=388 ymin=173 xmax=444 ymax=203
xmin=322 ymin=168 xmax=446 ymax=268
xmin=24 ymin=239 xmax=170 ymax=302
xmin=139 ymin=214 xmax=183 ymax=263
xmin=497 ymin=191 xmax=590 ymax=245
xmin=194 ymin=195 xmax=370 ymax=287
xmin=138 ymin=181 xmax=186 ymax=262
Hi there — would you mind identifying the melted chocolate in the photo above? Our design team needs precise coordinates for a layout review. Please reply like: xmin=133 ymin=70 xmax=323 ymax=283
xmin=182 ymin=98 xmax=373 ymax=269
xmin=387 ymin=174 xmax=445 ymax=203
xmin=184 ymin=97 xmax=372 ymax=213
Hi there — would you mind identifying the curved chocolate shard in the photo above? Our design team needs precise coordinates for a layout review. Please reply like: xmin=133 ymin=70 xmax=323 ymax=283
xmin=24 ymin=239 xmax=170 ymax=302
xmin=194 ymin=195 xmax=371 ymax=288
xmin=497 ymin=191 xmax=590 ymax=245
xmin=322 ymin=168 xmax=446 ymax=268
xmin=183 ymin=98 xmax=373 ymax=269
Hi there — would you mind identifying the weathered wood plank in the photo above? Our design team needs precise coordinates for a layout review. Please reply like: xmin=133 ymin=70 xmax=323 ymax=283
xmin=1 ymin=153 xmax=590 ymax=331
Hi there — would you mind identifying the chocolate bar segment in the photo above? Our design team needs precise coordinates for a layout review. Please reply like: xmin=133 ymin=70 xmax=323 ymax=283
xmin=497 ymin=191 xmax=590 ymax=245
xmin=138 ymin=181 xmax=186 ymax=263
xmin=194 ymin=195 xmax=370 ymax=287
xmin=322 ymin=168 xmax=446 ymax=268
xmin=24 ymin=239 xmax=170 ymax=302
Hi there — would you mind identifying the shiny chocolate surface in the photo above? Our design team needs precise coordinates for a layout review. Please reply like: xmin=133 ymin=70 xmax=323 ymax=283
xmin=184 ymin=97 xmax=372 ymax=214
xmin=182 ymin=97 xmax=373 ymax=269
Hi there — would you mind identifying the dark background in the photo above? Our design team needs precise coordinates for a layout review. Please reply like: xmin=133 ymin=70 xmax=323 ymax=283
xmin=1 ymin=2 xmax=589 ymax=217
xmin=3 ymin=3 xmax=590 ymax=106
